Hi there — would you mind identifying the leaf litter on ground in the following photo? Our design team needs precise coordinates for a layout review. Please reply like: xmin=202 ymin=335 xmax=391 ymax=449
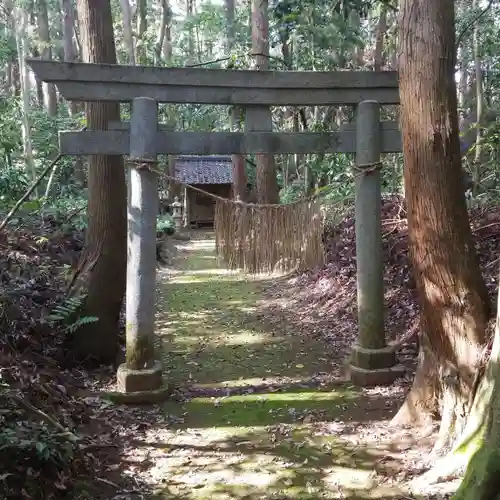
xmin=2 ymin=197 xmax=500 ymax=499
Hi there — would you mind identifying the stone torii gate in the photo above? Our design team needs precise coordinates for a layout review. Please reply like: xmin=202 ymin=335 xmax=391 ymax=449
xmin=28 ymin=59 xmax=405 ymax=396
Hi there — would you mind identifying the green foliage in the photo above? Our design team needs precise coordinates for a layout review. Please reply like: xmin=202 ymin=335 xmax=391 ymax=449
xmin=0 ymin=30 xmax=16 ymax=66
xmin=0 ymin=417 xmax=77 ymax=466
xmin=279 ymin=182 xmax=305 ymax=203
xmin=157 ymin=214 xmax=175 ymax=235
xmin=0 ymin=164 xmax=30 ymax=204
xmin=43 ymin=196 xmax=88 ymax=231
xmin=333 ymin=0 xmax=397 ymax=18
xmin=46 ymin=295 xmax=98 ymax=334
xmin=0 ymin=97 xmax=22 ymax=169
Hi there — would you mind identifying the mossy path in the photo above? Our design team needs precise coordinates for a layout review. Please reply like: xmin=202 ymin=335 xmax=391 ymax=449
xmin=152 ymin=232 xmax=410 ymax=499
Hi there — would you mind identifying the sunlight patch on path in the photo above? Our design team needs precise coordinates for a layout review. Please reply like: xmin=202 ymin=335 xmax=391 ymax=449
xmin=152 ymin=233 xmax=406 ymax=500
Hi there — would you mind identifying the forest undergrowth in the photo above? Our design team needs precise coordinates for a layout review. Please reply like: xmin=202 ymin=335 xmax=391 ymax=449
xmin=1 ymin=195 xmax=500 ymax=499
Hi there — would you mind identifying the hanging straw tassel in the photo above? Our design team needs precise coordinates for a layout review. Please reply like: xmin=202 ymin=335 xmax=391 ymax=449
xmin=214 ymin=197 xmax=325 ymax=274
xmin=148 ymin=168 xmax=326 ymax=276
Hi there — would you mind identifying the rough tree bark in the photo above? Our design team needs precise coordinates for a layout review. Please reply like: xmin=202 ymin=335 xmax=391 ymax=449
xmin=225 ymin=0 xmax=247 ymax=200
xmin=251 ymin=0 xmax=279 ymax=204
xmin=74 ymin=0 xmax=127 ymax=364
xmin=394 ymin=0 xmax=492 ymax=454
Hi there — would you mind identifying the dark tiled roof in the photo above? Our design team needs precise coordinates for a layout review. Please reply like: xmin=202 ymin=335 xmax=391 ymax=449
xmin=174 ymin=155 xmax=233 ymax=185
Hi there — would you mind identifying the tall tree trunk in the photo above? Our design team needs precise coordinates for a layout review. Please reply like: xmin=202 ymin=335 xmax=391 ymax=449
xmin=225 ymin=0 xmax=235 ymax=49
xmin=162 ymin=0 xmax=173 ymax=63
xmin=349 ymin=10 xmax=364 ymax=67
xmin=155 ymin=0 xmax=171 ymax=63
xmin=457 ymin=0 xmax=471 ymax=113
xmin=31 ymin=47 xmax=45 ymax=108
xmin=136 ymin=0 xmax=147 ymax=64
xmin=4 ymin=0 xmax=20 ymax=97
xmin=14 ymin=6 xmax=37 ymax=195
xmin=472 ymin=0 xmax=484 ymax=192
xmin=458 ymin=44 xmax=470 ymax=113
xmin=225 ymin=0 xmax=246 ymax=200
xmin=120 ymin=0 xmax=136 ymax=64
xmin=62 ymin=0 xmax=78 ymax=115
xmin=280 ymin=25 xmax=295 ymax=191
xmin=37 ymin=0 xmax=57 ymax=116
xmin=251 ymin=0 xmax=279 ymax=204
xmin=74 ymin=0 xmax=127 ymax=364
xmin=374 ymin=6 xmax=387 ymax=71
xmin=73 ymin=8 xmax=82 ymax=57
xmin=394 ymin=0 xmax=492 ymax=453
xmin=186 ymin=0 xmax=195 ymax=65
xmin=61 ymin=0 xmax=85 ymax=185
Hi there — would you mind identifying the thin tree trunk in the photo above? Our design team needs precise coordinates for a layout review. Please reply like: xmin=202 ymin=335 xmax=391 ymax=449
xmin=62 ymin=0 xmax=78 ymax=115
xmin=73 ymin=9 xmax=82 ymax=57
xmin=349 ymin=10 xmax=364 ymax=67
xmin=74 ymin=0 xmax=127 ymax=364
xmin=186 ymin=0 xmax=195 ymax=65
xmin=374 ymin=6 xmax=387 ymax=71
xmin=37 ymin=0 xmax=57 ymax=116
xmin=162 ymin=0 xmax=173 ymax=63
xmin=281 ymin=26 xmax=294 ymax=190
xmin=394 ymin=0 xmax=492 ymax=454
xmin=155 ymin=0 xmax=170 ymax=63
xmin=225 ymin=0 xmax=246 ymax=200
xmin=225 ymin=0 xmax=235 ymax=49
xmin=120 ymin=0 xmax=136 ymax=64
xmin=14 ymin=6 xmax=37 ymax=196
xmin=30 ymin=46 xmax=45 ymax=108
xmin=62 ymin=0 xmax=85 ymax=185
xmin=136 ymin=0 xmax=147 ymax=64
xmin=4 ymin=0 xmax=20 ymax=97
xmin=472 ymin=0 xmax=484 ymax=192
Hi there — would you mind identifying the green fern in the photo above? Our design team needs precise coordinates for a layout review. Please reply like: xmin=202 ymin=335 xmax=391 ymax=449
xmin=46 ymin=295 xmax=98 ymax=334
xmin=64 ymin=315 xmax=99 ymax=334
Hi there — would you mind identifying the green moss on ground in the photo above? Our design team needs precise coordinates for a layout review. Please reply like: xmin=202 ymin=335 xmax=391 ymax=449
xmin=155 ymin=232 xmax=403 ymax=500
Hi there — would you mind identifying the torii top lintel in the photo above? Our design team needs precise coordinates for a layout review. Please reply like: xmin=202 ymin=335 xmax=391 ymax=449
xmin=26 ymin=59 xmax=400 ymax=106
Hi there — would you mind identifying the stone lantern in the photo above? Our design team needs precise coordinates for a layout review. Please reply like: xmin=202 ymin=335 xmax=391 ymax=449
xmin=171 ymin=196 xmax=183 ymax=231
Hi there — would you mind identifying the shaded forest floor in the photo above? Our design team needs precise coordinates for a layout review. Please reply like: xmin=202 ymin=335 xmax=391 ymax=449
xmin=148 ymin=234 xmax=431 ymax=499
xmin=1 ymin=196 xmax=500 ymax=499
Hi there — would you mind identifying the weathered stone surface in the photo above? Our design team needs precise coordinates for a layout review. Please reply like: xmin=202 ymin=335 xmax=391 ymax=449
xmin=126 ymin=97 xmax=159 ymax=370
xmin=354 ymin=101 xmax=385 ymax=351
xmin=117 ymin=360 xmax=163 ymax=393
xmin=349 ymin=364 xmax=405 ymax=387
xmin=59 ymin=129 xmax=402 ymax=156
xmin=351 ymin=344 xmax=396 ymax=370
xmin=103 ymin=386 xmax=171 ymax=405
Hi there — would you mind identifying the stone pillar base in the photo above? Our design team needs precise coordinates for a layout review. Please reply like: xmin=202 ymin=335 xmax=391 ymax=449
xmin=117 ymin=360 xmax=163 ymax=393
xmin=349 ymin=364 xmax=405 ymax=387
xmin=349 ymin=344 xmax=405 ymax=387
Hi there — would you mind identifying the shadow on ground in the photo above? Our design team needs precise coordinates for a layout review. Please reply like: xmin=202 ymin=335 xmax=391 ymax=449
xmin=150 ymin=231 xmax=419 ymax=500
